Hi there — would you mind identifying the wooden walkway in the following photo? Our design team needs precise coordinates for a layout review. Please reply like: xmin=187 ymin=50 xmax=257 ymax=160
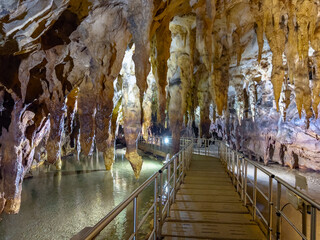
xmin=162 ymin=154 xmax=265 ymax=240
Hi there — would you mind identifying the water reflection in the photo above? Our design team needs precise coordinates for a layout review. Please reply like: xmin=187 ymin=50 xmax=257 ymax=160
xmin=0 ymin=149 xmax=163 ymax=240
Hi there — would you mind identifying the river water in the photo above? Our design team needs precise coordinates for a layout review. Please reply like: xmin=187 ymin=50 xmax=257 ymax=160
xmin=0 ymin=148 xmax=163 ymax=240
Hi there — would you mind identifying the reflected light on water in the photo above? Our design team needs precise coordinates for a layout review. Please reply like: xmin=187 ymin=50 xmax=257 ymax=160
xmin=0 ymin=148 xmax=163 ymax=240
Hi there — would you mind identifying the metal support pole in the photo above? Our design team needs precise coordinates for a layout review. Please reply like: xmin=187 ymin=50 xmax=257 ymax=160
xmin=154 ymin=177 xmax=158 ymax=239
xmin=276 ymin=181 xmax=281 ymax=240
xmin=253 ymin=166 xmax=257 ymax=220
xmin=268 ymin=175 xmax=274 ymax=240
xmin=167 ymin=165 xmax=171 ymax=217
xmin=237 ymin=154 xmax=240 ymax=193
xmin=302 ymin=203 xmax=307 ymax=239
xmin=158 ymin=170 xmax=163 ymax=238
xmin=133 ymin=197 xmax=138 ymax=240
xmin=173 ymin=157 xmax=177 ymax=203
xmin=232 ymin=151 xmax=236 ymax=185
xmin=241 ymin=157 xmax=244 ymax=201
xmin=310 ymin=206 xmax=317 ymax=240
xmin=244 ymin=160 xmax=248 ymax=206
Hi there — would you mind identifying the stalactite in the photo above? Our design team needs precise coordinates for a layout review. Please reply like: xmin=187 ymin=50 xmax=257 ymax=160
xmin=95 ymin=74 xmax=114 ymax=166
xmin=42 ymin=46 xmax=68 ymax=165
xmin=0 ymin=94 xmax=49 ymax=214
xmin=169 ymin=69 xmax=183 ymax=154
xmin=311 ymin=25 xmax=320 ymax=118
xmin=192 ymin=0 xmax=216 ymax=72
xmin=142 ymin=71 xmax=156 ymax=141
xmin=78 ymin=81 xmax=96 ymax=156
xmin=127 ymin=1 xmax=154 ymax=105
xmin=66 ymin=87 xmax=79 ymax=134
xmin=213 ymin=42 xmax=230 ymax=115
xmin=264 ymin=0 xmax=286 ymax=111
xmin=151 ymin=23 xmax=171 ymax=126
xmin=121 ymin=46 xmax=143 ymax=178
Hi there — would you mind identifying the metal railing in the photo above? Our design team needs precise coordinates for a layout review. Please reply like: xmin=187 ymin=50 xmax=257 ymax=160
xmin=72 ymin=137 xmax=193 ymax=240
xmin=72 ymin=136 xmax=319 ymax=240
xmin=191 ymin=138 xmax=320 ymax=240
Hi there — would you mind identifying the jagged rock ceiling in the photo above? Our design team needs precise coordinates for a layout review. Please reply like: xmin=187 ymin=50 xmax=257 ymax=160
xmin=0 ymin=0 xmax=320 ymax=215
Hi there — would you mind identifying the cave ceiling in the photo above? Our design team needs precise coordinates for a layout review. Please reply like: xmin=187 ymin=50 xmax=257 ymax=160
xmin=0 ymin=0 xmax=320 ymax=215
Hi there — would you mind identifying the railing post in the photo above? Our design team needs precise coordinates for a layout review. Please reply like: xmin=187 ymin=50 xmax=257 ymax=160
xmin=167 ymin=164 xmax=171 ymax=217
xmin=133 ymin=197 xmax=138 ymax=240
xmin=276 ymin=181 xmax=281 ymax=240
xmin=253 ymin=166 xmax=257 ymax=220
xmin=236 ymin=154 xmax=240 ymax=193
xmin=268 ymin=175 xmax=274 ymax=240
xmin=173 ymin=156 xmax=177 ymax=203
xmin=310 ymin=206 xmax=317 ymax=240
xmin=232 ymin=151 xmax=236 ymax=185
xmin=244 ymin=160 xmax=248 ymax=206
xmin=241 ymin=157 xmax=244 ymax=201
xmin=154 ymin=177 xmax=158 ymax=239
xmin=158 ymin=170 xmax=163 ymax=238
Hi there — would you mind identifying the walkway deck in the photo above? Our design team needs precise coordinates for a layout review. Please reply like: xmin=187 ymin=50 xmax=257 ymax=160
xmin=162 ymin=154 xmax=265 ymax=240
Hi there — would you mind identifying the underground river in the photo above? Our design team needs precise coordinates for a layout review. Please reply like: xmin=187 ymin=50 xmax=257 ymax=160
xmin=0 ymin=148 xmax=163 ymax=240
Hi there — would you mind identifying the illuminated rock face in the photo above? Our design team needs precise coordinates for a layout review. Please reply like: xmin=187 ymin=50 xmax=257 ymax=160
xmin=1 ymin=0 xmax=320 ymax=214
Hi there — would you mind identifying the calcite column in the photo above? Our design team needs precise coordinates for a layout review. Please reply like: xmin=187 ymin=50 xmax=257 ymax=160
xmin=197 ymin=64 xmax=211 ymax=137
xmin=78 ymin=82 xmax=96 ymax=156
xmin=142 ymin=71 xmax=156 ymax=141
xmin=0 ymin=95 xmax=49 ymax=214
xmin=77 ymin=4 xmax=131 ymax=168
xmin=121 ymin=47 xmax=143 ymax=178
xmin=169 ymin=69 xmax=184 ymax=154
xmin=42 ymin=46 xmax=69 ymax=166
xmin=95 ymin=74 xmax=114 ymax=170
xmin=151 ymin=23 xmax=171 ymax=126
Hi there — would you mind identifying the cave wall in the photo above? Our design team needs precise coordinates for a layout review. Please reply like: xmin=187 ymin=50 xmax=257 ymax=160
xmin=0 ymin=0 xmax=320 ymax=215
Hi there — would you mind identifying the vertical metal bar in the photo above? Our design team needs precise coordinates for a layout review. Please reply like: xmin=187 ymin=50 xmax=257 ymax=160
xmin=276 ymin=181 xmax=281 ymax=240
xmin=302 ymin=203 xmax=307 ymax=240
xmin=268 ymin=175 xmax=274 ymax=240
xmin=154 ymin=177 xmax=158 ymax=239
xmin=241 ymin=157 xmax=244 ymax=201
xmin=232 ymin=151 xmax=236 ymax=185
xmin=158 ymin=170 xmax=163 ymax=238
xmin=244 ymin=160 xmax=248 ymax=206
xmin=133 ymin=197 xmax=138 ymax=240
xmin=173 ymin=156 xmax=177 ymax=203
xmin=167 ymin=165 xmax=171 ymax=217
xmin=237 ymin=154 xmax=240 ymax=193
xmin=253 ymin=166 xmax=257 ymax=220
xmin=310 ymin=206 xmax=317 ymax=240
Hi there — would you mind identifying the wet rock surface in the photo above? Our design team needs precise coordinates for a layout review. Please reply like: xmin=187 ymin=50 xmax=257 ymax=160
xmin=0 ymin=0 xmax=320 ymax=216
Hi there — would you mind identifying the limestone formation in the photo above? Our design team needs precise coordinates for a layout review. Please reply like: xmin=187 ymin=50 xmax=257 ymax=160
xmin=1 ymin=0 xmax=320 ymax=215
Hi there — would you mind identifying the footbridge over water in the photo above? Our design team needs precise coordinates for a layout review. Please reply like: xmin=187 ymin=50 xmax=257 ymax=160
xmin=73 ymin=137 xmax=320 ymax=240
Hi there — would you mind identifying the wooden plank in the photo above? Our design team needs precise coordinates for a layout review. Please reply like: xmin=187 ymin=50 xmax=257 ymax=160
xmin=176 ymin=194 xmax=240 ymax=203
xmin=180 ymin=184 xmax=234 ymax=190
xmin=186 ymin=171 xmax=227 ymax=176
xmin=184 ymin=178 xmax=231 ymax=185
xmin=166 ymin=211 xmax=255 ymax=224
xmin=162 ymin=222 xmax=265 ymax=239
xmin=177 ymin=189 xmax=237 ymax=196
xmin=164 ymin=237 xmax=204 ymax=240
xmin=192 ymin=155 xmax=220 ymax=161
xmin=171 ymin=202 xmax=249 ymax=213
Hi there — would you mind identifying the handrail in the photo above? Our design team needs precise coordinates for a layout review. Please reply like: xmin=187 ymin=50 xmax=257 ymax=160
xmin=191 ymin=138 xmax=319 ymax=240
xmin=72 ymin=136 xmax=319 ymax=240
xmin=72 ymin=137 xmax=193 ymax=240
